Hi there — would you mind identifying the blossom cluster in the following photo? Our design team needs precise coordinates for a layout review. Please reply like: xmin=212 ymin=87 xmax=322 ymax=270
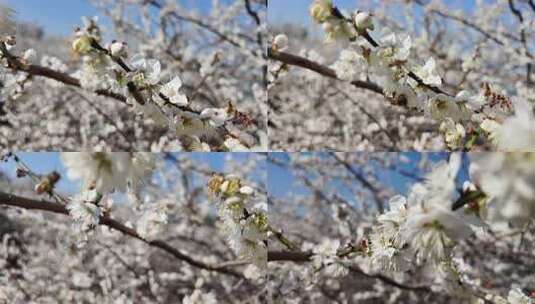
xmin=269 ymin=1 xmax=534 ymax=151
xmin=207 ymin=174 xmax=267 ymax=270
xmin=0 ymin=0 xmax=266 ymax=151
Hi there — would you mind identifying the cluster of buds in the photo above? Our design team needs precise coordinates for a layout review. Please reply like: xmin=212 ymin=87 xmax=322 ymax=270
xmin=72 ymin=17 xmax=127 ymax=59
xmin=309 ymin=0 xmax=374 ymax=42
xmin=208 ymin=174 xmax=253 ymax=199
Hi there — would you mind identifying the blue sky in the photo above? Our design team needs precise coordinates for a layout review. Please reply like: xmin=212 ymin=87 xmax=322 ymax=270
xmin=267 ymin=152 xmax=470 ymax=207
xmin=2 ymin=0 xmax=221 ymax=37
xmin=268 ymin=0 xmax=482 ymax=27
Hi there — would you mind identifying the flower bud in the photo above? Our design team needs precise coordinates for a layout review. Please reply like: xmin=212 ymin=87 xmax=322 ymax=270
xmin=23 ymin=48 xmax=36 ymax=63
xmin=354 ymin=11 xmax=374 ymax=32
xmin=272 ymin=34 xmax=288 ymax=52
xmin=109 ymin=40 xmax=127 ymax=58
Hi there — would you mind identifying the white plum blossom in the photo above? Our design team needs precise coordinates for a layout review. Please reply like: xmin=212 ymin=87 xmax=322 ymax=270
xmin=369 ymin=196 xmax=412 ymax=272
xmin=507 ymin=288 xmax=533 ymax=304
xmin=66 ymin=189 xmax=102 ymax=246
xmin=400 ymin=202 xmax=473 ymax=264
xmin=470 ymin=153 xmax=535 ymax=223
xmin=332 ymin=49 xmax=366 ymax=81
xmin=415 ymin=58 xmax=442 ymax=87
xmin=136 ymin=201 xmax=168 ymax=240
xmin=130 ymin=54 xmax=161 ymax=86
xmin=160 ymin=76 xmax=188 ymax=106
xmin=61 ymin=152 xmax=155 ymax=194
xmin=208 ymin=175 xmax=267 ymax=269
xmin=493 ymin=100 xmax=535 ymax=151
xmin=370 ymin=155 xmax=479 ymax=266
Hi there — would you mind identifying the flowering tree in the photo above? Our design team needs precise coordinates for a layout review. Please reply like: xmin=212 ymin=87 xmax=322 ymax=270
xmin=0 ymin=0 xmax=267 ymax=151
xmin=267 ymin=152 xmax=535 ymax=303
xmin=268 ymin=0 xmax=534 ymax=151
xmin=0 ymin=152 xmax=267 ymax=303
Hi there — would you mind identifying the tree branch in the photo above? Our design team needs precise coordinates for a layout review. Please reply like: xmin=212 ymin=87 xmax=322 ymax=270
xmin=0 ymin=42 xmax=127 ymax=103
xmin=0 ymin=191 xmax=243 ymax=278
xmin=268 ymin=250 xmax=431 ymax=292
xmin=268 ymin=47 xmax=385 ymax=96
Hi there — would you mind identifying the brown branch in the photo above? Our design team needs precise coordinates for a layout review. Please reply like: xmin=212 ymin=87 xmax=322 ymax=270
xmin=268 ymin=47 xmax=385 ymax=96
xmin=268 ymin=250 xmax=431 ymax=292
xmin=0 ymin=191 xmax=242 ymax=278
xmin=244 ymin=0 xmax=261 ymax=26
xmin=0 ymin=42 xmax=127 ymax=103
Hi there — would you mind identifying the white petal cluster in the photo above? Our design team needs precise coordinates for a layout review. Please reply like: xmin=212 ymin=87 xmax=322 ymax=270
xmin=331 ymin=49 xmax=366 ymax=81
xmin=470 ymin=153 xmax=535 ymax=223
xmin=160 ymin=76 xmax=188 ymax=106
xmin=61 ymin=152 xmax=155 ymax=194
xmin=493 ymin=100 xmax=535 ymax=152
xmin=379 ymin=32 xmax=411 ymax=62
xmin=66 ymin=189 xmax=102 ymax=246
xmin=415 ymin=58 xmax=442 ymax=87
xmin=507 ymin=288 xmax=533 ymax=304
xmin=208 ymin=175 xmax=267 ymax=270
xmin=130 ymin=54 xmax=161 ymax=86
xmin=370 ymin=155 xmax=479 ymax=269
xmin=136 ymin=201 xmax=168 ymax=240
